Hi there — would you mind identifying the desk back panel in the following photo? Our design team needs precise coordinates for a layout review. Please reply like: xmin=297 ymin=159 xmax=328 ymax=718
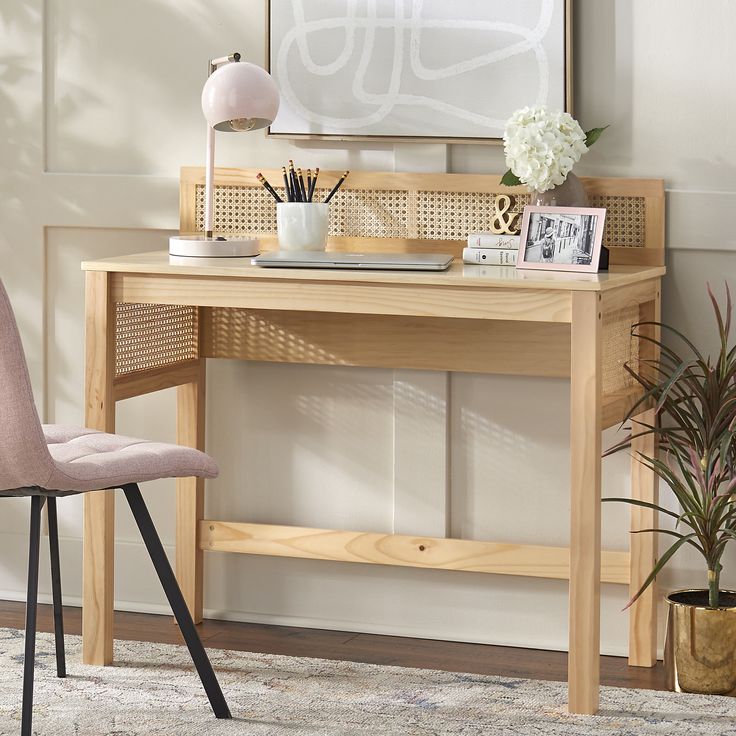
xmin=179 ymin=167 xmax=665 ymax=267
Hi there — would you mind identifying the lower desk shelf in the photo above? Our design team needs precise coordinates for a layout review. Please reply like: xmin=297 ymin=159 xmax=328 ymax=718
xmin=200 ymin=520 xmax=631 ymax=585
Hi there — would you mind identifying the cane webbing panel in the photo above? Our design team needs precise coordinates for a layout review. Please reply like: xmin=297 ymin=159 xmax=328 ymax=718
xmin=602 ymin=305 xmax=639 ymax=394
xmin=207 ymin=184 xmax=277 ymax=235
xmin=195 ymin=184 xmax=647 ymax=250
xmin=115 ymin=303 xmax=198 ymax=377
xmin=589 ymin=195 xmax=646 ymax=249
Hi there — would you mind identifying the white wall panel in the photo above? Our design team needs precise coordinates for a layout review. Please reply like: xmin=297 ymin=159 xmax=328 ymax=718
xmin=1 ymin=0 xmax=735 ymax=658
xmin=450 ymin=374 xmax=631 ymax=551
xmin=393 ymin=371 xmax=449 ymax=538
xmin=45 ymin=0 xmax=268 ymax=175
xmin=663 ymin=251 xmax=736 ymax=371
xmin=1 ymin=1 xmax=46 ymax=397
xmin=197 ymin=554 xmax=630 ymax=655
xmin=453 ymin=1 xmax=736 ymax=191
xmin=44 ymin=0 xmax=394 ymax=176
xmin=206 ymin=361 xmax=395 ymax=532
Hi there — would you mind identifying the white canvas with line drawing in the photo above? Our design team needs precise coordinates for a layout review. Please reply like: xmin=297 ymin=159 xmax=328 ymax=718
xmin=268 ymin=0 xmax=570 ymax=141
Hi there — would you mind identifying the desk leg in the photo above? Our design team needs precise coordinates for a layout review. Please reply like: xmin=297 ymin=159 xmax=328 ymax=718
xmin=176 ymin=359 xmax=206 ymax=624
xmin=628 ymin=293 xmax=660 ymax=667
xmin=628 ymin=407 xmax=658 ymax=666
xmin=83 ymin=271 xmax=116 ymax=665
xmin=569 ymin=291 xmax=602 ymax=714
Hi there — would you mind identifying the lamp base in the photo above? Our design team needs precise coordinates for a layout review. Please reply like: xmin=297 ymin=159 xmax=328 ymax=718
xmin=169 ymin=235 xmax=260 ymax=258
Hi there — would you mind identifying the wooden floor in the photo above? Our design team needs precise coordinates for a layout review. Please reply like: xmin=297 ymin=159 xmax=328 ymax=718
xmin=0 ymin=600 xmax=667 ymax=691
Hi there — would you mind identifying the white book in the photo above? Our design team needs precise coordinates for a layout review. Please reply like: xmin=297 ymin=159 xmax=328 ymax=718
xmin=466 ymin=233 xmax=521 ymax=249
xmin=462 ymin=247 xmax=518 ymax=266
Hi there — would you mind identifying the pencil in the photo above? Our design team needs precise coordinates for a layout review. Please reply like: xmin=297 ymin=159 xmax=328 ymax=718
xmin=257 ymin=173 xmax=282 ymax=203
xmin=287 ymin=160 xmax=294 ymax=201
xmin=306 ymin=169 xmax=312 ymax=202
xmin=291 ymin=169 xmax=302 ymax=202
xmin=308 ymin=167 xmax=319 ymax=202
xmin=297 ymin=168 xmax=307 ymax=202
xmin=324 ymin=170 xmax=349 ymax=203
xmin=289 ymin=162 xmax=301 ymax=201
xmin=282 ymin=166 xmax=292 ymax=202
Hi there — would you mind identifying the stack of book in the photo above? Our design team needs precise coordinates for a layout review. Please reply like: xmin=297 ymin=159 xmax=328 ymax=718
xmin=462 ymin=233 xmax=520 ymax=265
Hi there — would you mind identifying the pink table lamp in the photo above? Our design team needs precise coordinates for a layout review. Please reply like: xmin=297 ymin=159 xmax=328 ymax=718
xmin=170 ymin=53 xmax=279 ymax=258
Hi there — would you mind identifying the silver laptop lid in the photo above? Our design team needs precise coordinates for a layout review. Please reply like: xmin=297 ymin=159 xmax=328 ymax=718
xmin=252 ymin=251 xmax=453 ymax=271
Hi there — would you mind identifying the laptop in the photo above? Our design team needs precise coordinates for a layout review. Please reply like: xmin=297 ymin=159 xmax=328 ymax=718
xmin=252 ymin=251 xmax=454 ymax=271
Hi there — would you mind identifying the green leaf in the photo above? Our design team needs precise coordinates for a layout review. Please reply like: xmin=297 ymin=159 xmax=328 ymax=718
xmin=655 ymin=360 xmax=700 ymax=413
xmin=624 ymin=534 xmax=697 ymax=610
xmin=630 ymin=528 xmax=705 ymax=555
xmin=707 ymin=283 xmax=729 ymax=351
xmin=716 ymin=529 xmax=736 ymax=556
xmin=601 ymin=497 xmax=681 ymax=521
xmin=584 ymin=125 xmax=609 ymax=147
xmin=500 ymin=169 xmax=522 ymax=187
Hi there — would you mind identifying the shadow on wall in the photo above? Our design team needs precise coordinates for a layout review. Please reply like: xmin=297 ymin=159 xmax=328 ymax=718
xmin=205 ymin=361 xmax=395 ymax=532
xmin=1 ymin=0 xmax=275 ymax=413
xmin=42 ymin=0 xmax=235 ymax=175
xmin=42 ymin=0 xmax=283 ymax=176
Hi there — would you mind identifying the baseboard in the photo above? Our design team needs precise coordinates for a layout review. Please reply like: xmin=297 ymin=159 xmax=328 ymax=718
xmin=0 ymin=588 xmax=651 ymax=659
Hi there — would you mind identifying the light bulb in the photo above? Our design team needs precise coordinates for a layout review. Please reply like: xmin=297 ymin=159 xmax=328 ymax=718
xmin=227 ymin=118 xmax=257 ymax=132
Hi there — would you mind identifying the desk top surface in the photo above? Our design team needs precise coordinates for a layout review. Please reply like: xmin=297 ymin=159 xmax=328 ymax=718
xmin=82 ymin=250 xmax=665 ymax=292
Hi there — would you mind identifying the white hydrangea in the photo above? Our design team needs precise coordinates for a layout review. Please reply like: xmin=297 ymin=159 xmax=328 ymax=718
xmin=503 ymin=106 xmax=588 ymax=193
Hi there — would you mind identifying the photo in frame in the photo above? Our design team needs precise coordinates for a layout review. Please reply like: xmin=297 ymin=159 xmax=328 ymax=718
xmin=267 ymin=0 xmax=573 ymax=143
xmin=516 ymin=206 xmax=608 ymax=273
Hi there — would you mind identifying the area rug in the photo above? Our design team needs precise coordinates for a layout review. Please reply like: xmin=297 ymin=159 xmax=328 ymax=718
xmin=0 ymin=628 xmax=734 ymax=735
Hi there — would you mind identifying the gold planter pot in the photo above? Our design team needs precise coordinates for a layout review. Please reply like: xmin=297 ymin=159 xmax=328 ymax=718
xmin=665 ymin=589 xmax=736 ymax=694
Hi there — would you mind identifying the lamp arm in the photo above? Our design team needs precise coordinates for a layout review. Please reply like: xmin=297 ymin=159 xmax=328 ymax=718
xmin=203 ymin=51 xmax=240 ymax=237
xmin=204 ymin=124 xmax=215 ymax=237
xmin=208 ymin=52 xmax=240 ymax=76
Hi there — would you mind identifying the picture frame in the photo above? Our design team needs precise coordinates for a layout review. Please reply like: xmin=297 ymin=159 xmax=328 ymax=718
xmin=266 ymin=0 xmax=573 ymax=145
xmin=516 ymin=205 xmax=608 ymax=273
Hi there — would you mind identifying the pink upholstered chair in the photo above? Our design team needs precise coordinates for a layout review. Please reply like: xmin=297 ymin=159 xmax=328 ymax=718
xmin=0 ymin=279 xmax=230 ymax=735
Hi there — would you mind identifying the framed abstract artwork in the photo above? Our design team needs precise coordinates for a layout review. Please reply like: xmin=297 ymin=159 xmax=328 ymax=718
xmin=267 ymin=0 xmax=573 ymax=144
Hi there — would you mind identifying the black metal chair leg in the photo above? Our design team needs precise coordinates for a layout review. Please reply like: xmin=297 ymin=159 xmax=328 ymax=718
xmin=22 ymin=495 xmax=45 ymax=736
xmin=122 ymin=484 xmax=231 ymax=719
xmin=47 ymin=497 xmax=66 ymax=678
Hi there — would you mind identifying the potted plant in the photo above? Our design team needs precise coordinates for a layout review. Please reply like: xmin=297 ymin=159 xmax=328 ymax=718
xmin=605 ymin=285 xmax=736 ymax=694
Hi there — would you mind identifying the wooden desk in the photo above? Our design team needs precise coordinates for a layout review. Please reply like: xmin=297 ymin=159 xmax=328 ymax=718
xmin=81 ymin=251 xmax=664 ymax=715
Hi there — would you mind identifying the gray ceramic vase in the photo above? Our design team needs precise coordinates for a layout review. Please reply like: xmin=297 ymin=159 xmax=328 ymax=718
xmin=531 ymin=171 xmax=589 ymax=207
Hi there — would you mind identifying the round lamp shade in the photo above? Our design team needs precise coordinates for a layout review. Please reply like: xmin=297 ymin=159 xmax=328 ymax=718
xmin=201 ymin=61 xmax=279 ymax=132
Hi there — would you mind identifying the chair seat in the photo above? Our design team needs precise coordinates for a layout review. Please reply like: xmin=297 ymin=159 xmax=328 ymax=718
xmin=39 ymin=425 xmax=218 ymax=492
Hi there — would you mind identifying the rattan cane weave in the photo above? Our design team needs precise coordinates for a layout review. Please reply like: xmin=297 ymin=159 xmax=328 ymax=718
xmin=115 ymin=303 xmax=198 ymax=377
xmin=194 ymin=184 xmax=647 ymax=250
xmin=602 ymin=306 xmax=639 ymax=394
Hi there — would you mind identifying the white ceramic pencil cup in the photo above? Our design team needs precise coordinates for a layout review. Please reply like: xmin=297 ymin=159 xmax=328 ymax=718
xmin=276 ymin=203 xmax=330 ymax=251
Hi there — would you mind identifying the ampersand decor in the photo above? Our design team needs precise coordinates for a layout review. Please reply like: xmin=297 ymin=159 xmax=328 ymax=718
xmin=490 ymin=194 xmax=521 ymax=235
